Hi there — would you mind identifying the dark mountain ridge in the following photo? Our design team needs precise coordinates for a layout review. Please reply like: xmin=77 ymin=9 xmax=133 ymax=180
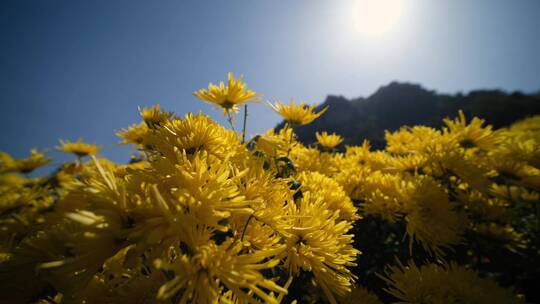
xmin=276 ymin=82 xmax=540 ymax=149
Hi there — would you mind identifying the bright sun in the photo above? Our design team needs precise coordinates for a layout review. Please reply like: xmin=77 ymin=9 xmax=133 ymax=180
xmin=352 ymin=0 xmax=404 ymax=37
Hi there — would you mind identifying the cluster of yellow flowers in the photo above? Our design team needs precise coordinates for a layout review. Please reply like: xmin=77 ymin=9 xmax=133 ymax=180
xmin=0 ymin=73 xmax=537 ymax=303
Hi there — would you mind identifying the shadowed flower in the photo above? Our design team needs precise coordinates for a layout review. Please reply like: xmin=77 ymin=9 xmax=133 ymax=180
xmin=380 ymin=260 xmax=524 ymax=303
xmin=401 ymin=176 xmax=467 ymax=256
xmin=339 ymin=285 xmax=382 ymax=304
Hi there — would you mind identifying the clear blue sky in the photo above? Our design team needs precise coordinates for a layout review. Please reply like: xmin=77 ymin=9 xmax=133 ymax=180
xmin=1 ymin=0 xmax=539 ymax=165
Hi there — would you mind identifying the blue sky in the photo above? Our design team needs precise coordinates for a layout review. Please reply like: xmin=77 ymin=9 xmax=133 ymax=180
xmin=1 ymin=0 xmax=539 ymax=166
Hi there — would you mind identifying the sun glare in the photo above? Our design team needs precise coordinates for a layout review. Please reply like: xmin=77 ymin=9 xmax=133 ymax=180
xmin=352 ymin=0 xmax=403 ymax=37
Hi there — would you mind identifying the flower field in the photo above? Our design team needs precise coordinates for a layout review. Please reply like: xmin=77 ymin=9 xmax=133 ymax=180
xmin=1 ymin=74 xmax=538 ymax=303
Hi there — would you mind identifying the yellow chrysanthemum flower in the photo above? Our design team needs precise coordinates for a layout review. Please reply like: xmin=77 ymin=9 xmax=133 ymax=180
xmin=0 ymin=172 xmax=54 ymax=244
xmin=154 ymin=239 xmax=286 ymax=303
xmin=297 ymin=171 xmax=359 ymax=221
xmin=289 ymin=145 xmax=341 ymax=176
xmin=459 ymin=190 xmax=509 ymax=222
xmin=168 ymin=153 xmax=253 ymax=229
xmin=254 ymin=127 xmax=295 ymax=158
xmin=444 ymin=110 xmax=502 ymax=150
xmin=339 ymin=285 xmax=382 ymax=304
xmin=401 ymin=177 xmax=467 ymax=256
xmin=380 ymin=260 xmax=524 ymax=304
xmin=116 ymin=122 xmax=149 ymax=145
xmin=57 ymin=139 xmax=101 ymax=157
xmin=12 ymin=149 xmax=52 ymax=173
xmin=359 ymin=171 xmax=405 ymax=223
xmin=268 ymin=99 xmax=328 ymax=126
xmin=441 ymin=153 xmax=493 ymax=193
xmin=233 ymin=159 xmax=292 ymax=231
xmin=316 ymin=131 xmax=343 ymax=150
xmin=3 ymin=70 xmax=540 ymax=304
xmin=193 ymin=72 xmax=259 ymax=114
xmin=385 ymin=126 xmax=444 ymax=155
xmin=474 ymin=222 xmax=526 ymax=252
xmin=387 ymin=153 xmax=428 ymax=174
xmin=0 ymin=151 xmax=16 ymax=174
xmin=281 ymin=192 xmax=359 ymax=304
xmin=68 ymin=245 xmax=165 ymax=304
xmin=142 ymin=112 xmax=240 ymax=162
xmin=139 ymin=104 xmax=175 ymax=129
xmin=333 ymin=164 xmax=371 ymax=200
xmin=488 ymin=154 xmax=540 ymax=189
xmin=490 ymin=184 xmax=539 ymax=203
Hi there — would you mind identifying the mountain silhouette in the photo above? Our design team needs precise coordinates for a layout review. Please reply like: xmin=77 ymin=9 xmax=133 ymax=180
xmin=276 ymin=82 xmax=540 ymax=149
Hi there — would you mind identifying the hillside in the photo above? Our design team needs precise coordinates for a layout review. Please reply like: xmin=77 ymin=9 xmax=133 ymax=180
xmin=276 ymin=82 xmax=540 ymax=149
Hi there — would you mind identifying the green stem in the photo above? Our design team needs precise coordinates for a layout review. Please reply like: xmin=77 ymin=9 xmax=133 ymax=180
xmin=226 ymin=111 xmax=236 ymax=133
xmin=241 ymin=105 xmax=248 ymax=144
xmin=241 ymin=214 xmax=255 ymax=242
xmin=287 ymin=124 xmax=294 ymax=157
